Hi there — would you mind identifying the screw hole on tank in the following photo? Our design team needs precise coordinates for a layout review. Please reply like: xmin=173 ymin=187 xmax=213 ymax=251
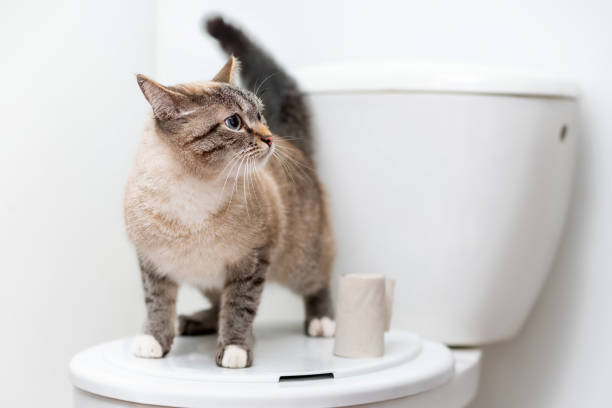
xmin=560 ymin=124 xmax=568 ymax=142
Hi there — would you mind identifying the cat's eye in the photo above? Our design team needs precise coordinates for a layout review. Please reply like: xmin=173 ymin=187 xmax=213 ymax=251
xmin=224 ymin=114 xmax=242 ymax=131
xmin=257 ymin=112 xmax=262 ymax=121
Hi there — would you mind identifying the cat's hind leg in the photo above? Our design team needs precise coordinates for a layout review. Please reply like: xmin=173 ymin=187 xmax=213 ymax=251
xmin=303 ymin=286 xmax=335 ymax=337
xmin=178 ymin=289 xmax=220 ymax=336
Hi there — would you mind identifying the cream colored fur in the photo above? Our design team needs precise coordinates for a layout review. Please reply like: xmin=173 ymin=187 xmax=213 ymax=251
xmin=124 ymin=119 xmax=316 ymax=291
xmin=127 ymin=121 xmax=250 ymax=288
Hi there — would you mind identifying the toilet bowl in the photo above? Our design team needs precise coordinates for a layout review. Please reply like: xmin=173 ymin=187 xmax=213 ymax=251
xmin=70 ymin=61 xmax=577 ymax=407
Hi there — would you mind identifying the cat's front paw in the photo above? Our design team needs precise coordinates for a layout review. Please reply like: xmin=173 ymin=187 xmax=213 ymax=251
xmin=307 ymin=317 xmax=336 ymax=337
xmin=216 ymin=345 xmax=250 ymax=368
xmin=132 ymin=334 xmax=164 ymax=358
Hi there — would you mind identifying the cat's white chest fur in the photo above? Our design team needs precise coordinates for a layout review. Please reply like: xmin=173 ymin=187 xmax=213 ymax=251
xmin=161 ymin=172 xmax=222 ymax=226
xmin=140 ymin=176 xmax=229 ymax=287
xmin=125 ymin=131 xmax=240 ymax=289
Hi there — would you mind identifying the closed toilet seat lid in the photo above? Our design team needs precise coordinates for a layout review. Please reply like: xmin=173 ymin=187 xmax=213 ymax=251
xmin=293 ymin=59 xmax=578 ymax=98
xmin=70 ymin=322 xmax=455 ymax=407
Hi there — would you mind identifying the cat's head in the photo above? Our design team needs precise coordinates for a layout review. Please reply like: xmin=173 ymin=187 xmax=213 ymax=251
xmin=136 ymin=56 xmax=273 ymax=179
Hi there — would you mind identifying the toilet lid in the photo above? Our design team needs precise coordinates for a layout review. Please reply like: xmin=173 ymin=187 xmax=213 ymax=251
xmin=293 ymin=59 xmax=578 ymax=98
xmin=70 ymin=322 xmax=454 ymax=407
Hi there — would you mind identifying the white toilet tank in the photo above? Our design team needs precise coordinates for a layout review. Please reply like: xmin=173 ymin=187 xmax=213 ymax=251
xmin=295 ymin=61 xmax=578 ymax=345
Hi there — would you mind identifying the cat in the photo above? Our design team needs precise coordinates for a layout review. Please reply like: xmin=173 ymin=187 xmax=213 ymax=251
xmin=124 ymin=16 xmax=335 ymax=368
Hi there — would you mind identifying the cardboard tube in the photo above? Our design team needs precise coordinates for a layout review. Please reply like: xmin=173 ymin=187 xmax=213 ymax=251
xmin=334 ymin=274 xmax=386 ymax=358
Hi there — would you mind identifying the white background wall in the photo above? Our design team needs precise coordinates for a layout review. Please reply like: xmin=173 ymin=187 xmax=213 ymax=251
xmin=0 ymin=1 xmax=154 ymax=406
xmin=1 ymin=0 xmax=611 ymax=407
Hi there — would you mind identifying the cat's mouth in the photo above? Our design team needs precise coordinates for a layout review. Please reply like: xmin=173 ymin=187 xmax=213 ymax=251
xmin=258 ymin=143 xmax=274 ymax=164
xmin=258 ymin=135 xmax=273 ymax=161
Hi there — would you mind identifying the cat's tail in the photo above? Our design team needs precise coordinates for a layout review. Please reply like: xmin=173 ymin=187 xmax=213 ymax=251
xmin=205 ymin=16 xmax=313 ymax=158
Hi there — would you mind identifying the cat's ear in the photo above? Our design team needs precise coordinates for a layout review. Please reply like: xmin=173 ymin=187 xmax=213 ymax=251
xmin=213 ymin=56 xmax=240 ymax=84
xmin=136 ymin=74 xmax=192 ymax=120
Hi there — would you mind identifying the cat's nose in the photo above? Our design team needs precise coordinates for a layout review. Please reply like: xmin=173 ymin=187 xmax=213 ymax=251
xmin=253 ymin=124 xmax=271 ymax=136
xmin=260 ymin=135 xmax=272 ymax=146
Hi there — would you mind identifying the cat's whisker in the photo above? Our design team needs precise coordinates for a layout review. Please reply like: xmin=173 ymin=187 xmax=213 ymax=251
xmin=242 ymin=156 xmax=250 ymax=218
xmin=275 ymin=149 xmax=314 ymax=178
xmin=246 ymin=154 xmax=264 ymax=205
xmin=252 ymin=158 xmax=261 ymax=205
xmin=273 ymin=147 xmax=313 ymax=184
xmin=220 ymin=146 xmax=263 ymax=212
xmin=217 ymin=149 xmax=249 ymax=206
xmin=227 ymin=154 xmax=247 ymax=210
xmin=217 ymin=158 xmax=241 ymax=203
xmin=276 ymin=135 xmax=301 ymax=142
xmin=254 ymin=73 xmax=277 ymax=99
xmin=222 ymin=147 xmax=256 ymax=181
xmin=219 ymin=148 xmax=248 ymax=177
xmin=274 ymin=144 xmax=314 ymax=170
xmin=253 ymin=77 xmax=262 ymax=98
xmin=244 ymin=157 xmax=252 ymax=201
xmin=246 ymin=156 xmax=258 ymax=205
xmin=219 ymin=151 xmax=244 ymax=182
xmin=272 ymin=150 xmax=297 ymax=188
xmin=252 ymin=156 xmax=264 ymax=194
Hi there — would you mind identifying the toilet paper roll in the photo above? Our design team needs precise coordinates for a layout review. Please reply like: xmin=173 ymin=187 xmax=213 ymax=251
xmin=385 ymin=278 xmax=395 ymax=332
xmin=334 ymin=274 xmax=386 ymax=358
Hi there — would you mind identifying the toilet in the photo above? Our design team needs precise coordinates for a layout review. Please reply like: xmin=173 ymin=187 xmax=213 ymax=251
xmin=70 ymin=60 xmax=577 ymax=407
